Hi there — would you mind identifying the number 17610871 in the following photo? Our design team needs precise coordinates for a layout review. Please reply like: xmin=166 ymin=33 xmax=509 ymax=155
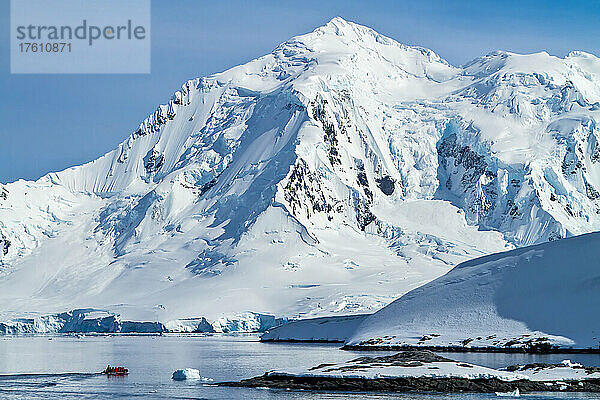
xmin=19 ymin=42 xmax=71 ymax=53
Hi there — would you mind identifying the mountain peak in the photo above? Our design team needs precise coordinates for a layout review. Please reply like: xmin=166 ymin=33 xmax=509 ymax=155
xmin=312 ymin=16 xmax=397 ymax=45
xmin=318 ymin=16 xmax=380 ymax=37
xmin=2 ymin=18 xmax=600 ymax=331
xmin=323 ymin=16 xmax=351 ymax=28
xmin=319 ymin=16 xmax=363 ymax=33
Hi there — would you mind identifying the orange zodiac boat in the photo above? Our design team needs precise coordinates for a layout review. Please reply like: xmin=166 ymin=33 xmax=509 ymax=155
xmin=102 ymin=365 xmax=129 ymax=375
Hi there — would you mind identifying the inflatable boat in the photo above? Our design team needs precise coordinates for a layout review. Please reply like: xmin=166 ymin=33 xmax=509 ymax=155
xmin=102 ymin=365 xmax=129 ymax=375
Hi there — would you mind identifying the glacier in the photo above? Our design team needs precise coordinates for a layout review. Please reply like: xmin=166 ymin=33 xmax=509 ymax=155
xmin=1 ymin=17 xmax=599 ymax=331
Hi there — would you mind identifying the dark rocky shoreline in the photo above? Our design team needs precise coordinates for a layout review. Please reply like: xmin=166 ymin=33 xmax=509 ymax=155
xmin=220 ymin=374 xmax=600 ymax=393
xmin=341 ymin=344 xmax=600 ymax=354
xmin=219 ymin=351 xmax=600 ymax=393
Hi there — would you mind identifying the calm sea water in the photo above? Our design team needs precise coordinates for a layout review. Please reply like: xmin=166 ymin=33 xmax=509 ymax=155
xmin=0 ymin=334 xmax=599 ymax=399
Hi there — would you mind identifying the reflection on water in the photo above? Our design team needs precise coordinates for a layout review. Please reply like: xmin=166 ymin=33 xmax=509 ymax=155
xmin=0 ymin=334 xmax=599 ymax=399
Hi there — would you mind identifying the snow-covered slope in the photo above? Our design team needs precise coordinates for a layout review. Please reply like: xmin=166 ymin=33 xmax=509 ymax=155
xmin=348 ymin=231 xmax=600 ymax=350
xmin=1 ymin=17 xmax=599 ymax=329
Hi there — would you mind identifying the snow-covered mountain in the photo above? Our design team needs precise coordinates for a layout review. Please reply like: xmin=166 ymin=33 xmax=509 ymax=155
xmin=1 ymin=17 xmax=599 ymax=329
xmin=347 ymin=231 xmax=600 ymax=350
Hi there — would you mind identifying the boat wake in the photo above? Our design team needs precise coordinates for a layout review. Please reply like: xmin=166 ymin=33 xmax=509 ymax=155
xmin=0 ymin=372 xmax=99 ymax=378
xmin=0 ymin=372 xmax=99 ymax=389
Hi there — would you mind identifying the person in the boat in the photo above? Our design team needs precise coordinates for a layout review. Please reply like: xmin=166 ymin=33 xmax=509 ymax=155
xmin=105 ymin=365 xmax=127 ymax=374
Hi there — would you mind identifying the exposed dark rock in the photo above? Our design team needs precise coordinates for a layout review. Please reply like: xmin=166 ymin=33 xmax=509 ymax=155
xmin=376 ymin=176 xmax=395 ymax=195
xmin=309 ymin=363 xmax=337 ymax=371
xmin=355 ymin=199 xmax=376 ymax=231
xmin=144 ymin=149 xmax=165 ymax=174
xmin=283 ymin=158 xmax=335 ymax=221
xmin=354 ymin=160 xmax=373 ymax=202
xmin=438 ymin=131 xmax=500 ymax=220
xmin=508 ymin=203 xmax=522 ymax=219
xmin=438 ymin=133 xmax=486 ymax=175
xmin=357 ymin=169 xmax=369 ymax=187
xmin=548 ymin=231 xmax=564 ymax=241
xmin=0 ymin=232 xmax=10 ymax=256
xmin=592 ymin=140 xmax=600 ymax=163
xmin=351 ymin=351 xmax=452 ymax=365
xmin=133 ymin=106 xmax=171 ymax=139
xmin=341 ymin=343 xmax=600 ymax=354
xmin=220 ymin=350 xmax=600 ymax=393
xmin=507 ymin=362 xmax=600 ymax=375
xmin=221 ymin=374 xmax=600 ymax=393
xmin=199 ymin=178 xmax=218 ymax=197
xmin=562 ymin=147 xmax=583 ymax=175
xmin=585 ymin=181 xmax=600 ymax=200
xmin=312 ymin=96 xmax=341 ymax=167
xmin=0 ymin=186 xmax=7 ymax=200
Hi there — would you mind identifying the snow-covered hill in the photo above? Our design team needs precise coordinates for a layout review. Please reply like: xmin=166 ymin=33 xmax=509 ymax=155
xmin=1 ymin=17 xmax=600 ymax=330
xmin=347 ymin=231 xmax=600 ymax=350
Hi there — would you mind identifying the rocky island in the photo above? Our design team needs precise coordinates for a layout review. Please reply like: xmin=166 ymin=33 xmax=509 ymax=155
xmin=220 ymin=351 xmax=600 ymax=393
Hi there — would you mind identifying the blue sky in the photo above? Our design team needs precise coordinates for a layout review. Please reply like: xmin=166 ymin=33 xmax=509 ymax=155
xmin=1 ymin=0 xmax=599 ymax=183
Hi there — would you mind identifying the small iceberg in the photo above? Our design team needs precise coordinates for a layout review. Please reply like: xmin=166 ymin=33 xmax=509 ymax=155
xmin=172 ymin=368 xmax=201 ymax=381
xmin=495 ymin=388 xmax=520 ymax=397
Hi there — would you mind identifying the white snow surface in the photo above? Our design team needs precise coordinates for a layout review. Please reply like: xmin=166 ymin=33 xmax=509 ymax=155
xmin=261 ymin=314 xmax=367 ymax=342
xmin=512 ymin=360 xmax=600 ymax=381
xmin=268 ymin=358 xmax=528 ymax=382
xmin=268 ymin=356 xmax=600 ymax=382
xmin=1 ymin=17 xmax=600 ymax=327
xmin=348 ymin=231 xmax=600 ymax=349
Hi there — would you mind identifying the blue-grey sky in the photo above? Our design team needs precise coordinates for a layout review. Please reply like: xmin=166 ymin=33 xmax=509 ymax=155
xmin=1 ymin=0 xmax=599 ymax=183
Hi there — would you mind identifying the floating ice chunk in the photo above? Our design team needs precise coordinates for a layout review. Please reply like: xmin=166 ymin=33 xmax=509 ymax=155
xmin=495 ymin=388 xmax=520 ymax=397
xmin=172 ymin=368 xmax=201 ymax=381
